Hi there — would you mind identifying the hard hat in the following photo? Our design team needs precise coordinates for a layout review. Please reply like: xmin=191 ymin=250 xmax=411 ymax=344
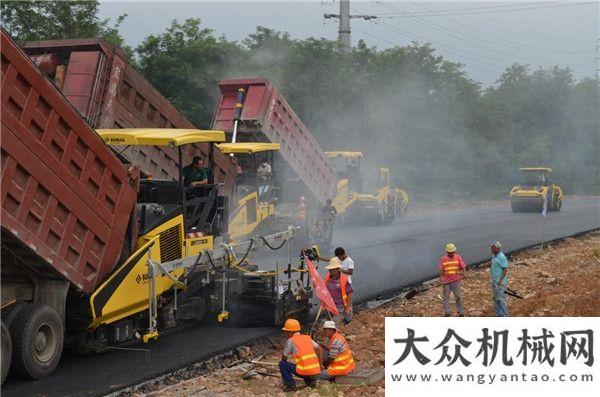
xmin=491 ymin=241 xmax=502 ymax=249
xmin=323 ymin=320 xmax=337 ymax=330
xmin=445 ymin=243 xmax=457 ymax=253
xmin=299 ymin=196 xmax=305 ymax=202
xmin=325 ymin=257 xmax=342 ymax=270
xmin=282 ymin=318 xmax=301 ymax=332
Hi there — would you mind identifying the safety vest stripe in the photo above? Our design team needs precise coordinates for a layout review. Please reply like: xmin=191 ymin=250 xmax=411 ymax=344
xmin=330 ymin=358 xmax=355 ymax=370
xmin=296 ymin=363 xmax=321 ymax=370
xmin=334 ymin=352 xmax=351 ymax=362
xmin=295 ymin=353 xmax=317 ymax=361
xmin=442 ymin=256 xmax=461 ymax=276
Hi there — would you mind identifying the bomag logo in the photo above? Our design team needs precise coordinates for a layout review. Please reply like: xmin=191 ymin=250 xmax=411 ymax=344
xmin=104 ymin=137 xmax=126 ymax=143
xmin=135 ymin=273 xmax=150 ymax=284
xmin=191 ymin=238 xmax=209 ymax=246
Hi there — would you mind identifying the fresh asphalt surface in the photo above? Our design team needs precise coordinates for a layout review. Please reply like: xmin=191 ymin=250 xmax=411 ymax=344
xmin=3 ymin=198 xmax=598 ymax=396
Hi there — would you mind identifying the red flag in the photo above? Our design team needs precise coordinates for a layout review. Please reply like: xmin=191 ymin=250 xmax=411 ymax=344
xmin=305 ymin=258 xmax=339 ymax=315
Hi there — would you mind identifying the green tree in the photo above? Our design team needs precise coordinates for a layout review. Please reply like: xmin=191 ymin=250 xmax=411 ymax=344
xmin=0 ymin=0 xmax=130 ymax=56
xmin=135 ymin=18 xmax=242 ymax=128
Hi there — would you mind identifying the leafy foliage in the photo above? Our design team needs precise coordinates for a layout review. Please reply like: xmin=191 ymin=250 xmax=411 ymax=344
xmin=136 ymin=19 xmax=242 ymax=128
xmin=0 ymin=0 xmax=131 ymax=57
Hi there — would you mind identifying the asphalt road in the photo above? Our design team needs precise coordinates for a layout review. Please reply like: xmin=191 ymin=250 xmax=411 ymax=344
xmin=3 ymin=198 xmax=598 ymax=396
xmin=334 ymin=197 xmax=599 ymax=301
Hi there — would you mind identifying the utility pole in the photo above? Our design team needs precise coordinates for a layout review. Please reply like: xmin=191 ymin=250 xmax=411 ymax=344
xmin=339 ymin=0 xmax=351 ymax=49
xmin=324 ymin=0 xmax=377 ymax=49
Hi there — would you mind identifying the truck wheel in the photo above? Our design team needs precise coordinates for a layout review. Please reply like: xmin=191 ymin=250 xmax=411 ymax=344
xmin=1 ymin=321 xmax=11 ymax=384
xmin=9 ymin=303 xmax=63 ymax=379
xmin=2 ymin=301 xmax=28 ymax=329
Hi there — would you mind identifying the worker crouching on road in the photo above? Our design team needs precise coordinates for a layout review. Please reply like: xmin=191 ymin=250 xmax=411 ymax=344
xmin=490 ymin=242 xmax=510 ymax=317
xmin=318 ymin=320 xmax=356 ymax=381
xmin=279 ymin=319 xmax=321 ymax=391
xmin=325 ymin=258 xmax=353 ymax=326
xmin=439 ymin=243 xmax=466 ymax=317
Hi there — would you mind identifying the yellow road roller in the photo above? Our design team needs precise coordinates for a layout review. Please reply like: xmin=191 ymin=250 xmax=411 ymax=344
xmin=510 ymin=167 xmax=563 ymax=212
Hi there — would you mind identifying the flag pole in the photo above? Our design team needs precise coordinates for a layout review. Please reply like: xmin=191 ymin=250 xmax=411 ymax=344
xmin=310 ymin=305 xmax=323 ymax=336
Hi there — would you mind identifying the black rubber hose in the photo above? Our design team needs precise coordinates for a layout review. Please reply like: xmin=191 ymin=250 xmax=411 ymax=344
xmin=206 ymin=251 xmax=225 ymax=273
xmin=234 ymin=239 xmax=255 ymax=267
xmin=259 ymin=236 xmax=287 ymax=251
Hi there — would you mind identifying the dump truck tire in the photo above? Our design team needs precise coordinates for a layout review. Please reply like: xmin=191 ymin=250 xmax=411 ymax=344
xmin=9 ymin=303 xmax=63 ymax=379
xmin=1 ymin=301 xmax=28 ymax=330
xmin=1 ymin=321 xmax=11 ymax=384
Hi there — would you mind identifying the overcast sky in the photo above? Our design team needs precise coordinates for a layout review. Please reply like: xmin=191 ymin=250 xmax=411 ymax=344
xmin=98 ymin=1 xmax=599 ymax=86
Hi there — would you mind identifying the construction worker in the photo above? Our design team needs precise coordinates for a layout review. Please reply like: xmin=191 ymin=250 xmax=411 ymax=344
xmin=324 ymin=258 xmax=353 ymax=326
xmin=257 ymin=157 xmax=272 ymax=200
xmin=321 ymin=198 xmax=337 ymax=223
xmin=296 ymin=196 xmax=306 ymax=224
xmin=439 ymin=243 xmax=466 ymax=317
xmin=490 ymin=242 xmax=510 ymax=317
xmin=318 ymin=320 xmax=356 ymax=381
xmin=279 ymin=318 xmax=321 ymax=391
xmin=182 ymin=156 xmax=208 ymax=187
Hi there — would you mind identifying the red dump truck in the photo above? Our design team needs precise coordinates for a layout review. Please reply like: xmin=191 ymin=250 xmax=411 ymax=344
xmin=22 ymin=38 xmax=237 ymax=195
xmin=1 ymin=29 xmax=138 ymax=381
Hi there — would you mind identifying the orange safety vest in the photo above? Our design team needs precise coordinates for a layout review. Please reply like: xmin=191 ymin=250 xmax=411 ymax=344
xmin=327 ymin=332 xmax=356 ymax=376
xmin=324 ymin=273 xmax=349 ymax=308
xmin=290 ymin=333 xmax=321 ymax=376
xmin=441 ymin=256 xmax=461 ymax=276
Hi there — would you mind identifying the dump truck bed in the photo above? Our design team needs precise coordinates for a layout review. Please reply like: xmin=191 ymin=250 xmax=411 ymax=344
xmin=212 ymin=78 xmax=337 ymax=203
xmin=22 ymin=38 xmax=236 ymax=196
xmin=1 ymin=30 xmax=138 ymax=294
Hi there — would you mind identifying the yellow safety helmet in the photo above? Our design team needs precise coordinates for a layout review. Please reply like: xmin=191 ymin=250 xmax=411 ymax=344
xmin=445 ymin=243 xmax=457 ymax=253
xmin=282 ymin=318 xmax=301 ymax=332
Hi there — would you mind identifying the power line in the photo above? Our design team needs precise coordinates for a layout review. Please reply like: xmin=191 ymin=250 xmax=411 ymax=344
xmin=373 ymin=1 xmax=579 ymax=15
xmin=371 ymin=19 xmax=508 ymax=70
xmin=398 ymin=0 xmax=591 ymax=55
xmin=351 ymin=26 xmax=501 ymax=75
xmin=372 ymin=1 xmax=597 ymax=18
xmin=371 ymin=2 xmax=595 ymax=44
xmin=374 ymin=1 xmax=594 ymax=66
xmin=447 ymin=7 xmax=591 ymax=43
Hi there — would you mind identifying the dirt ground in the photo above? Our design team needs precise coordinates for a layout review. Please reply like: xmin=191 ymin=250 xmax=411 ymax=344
xmin=139 ymin=231 xmax=600 ymax=397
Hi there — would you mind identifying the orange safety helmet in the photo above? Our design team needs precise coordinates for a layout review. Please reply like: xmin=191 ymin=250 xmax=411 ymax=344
xmin=282 ymin=318 xmax=301 ymax=332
